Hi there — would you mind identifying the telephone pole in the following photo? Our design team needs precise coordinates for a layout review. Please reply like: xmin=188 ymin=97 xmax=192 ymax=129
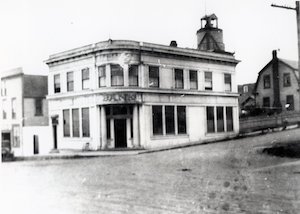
xmin=272 ymin=1 xmax=300 ymax=109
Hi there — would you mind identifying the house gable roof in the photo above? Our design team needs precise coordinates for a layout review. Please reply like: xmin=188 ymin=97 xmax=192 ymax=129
xmin=253 ymin=58 xmax=299 ymax=93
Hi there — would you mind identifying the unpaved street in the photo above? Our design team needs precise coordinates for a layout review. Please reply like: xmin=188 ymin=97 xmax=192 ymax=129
xmin=1 ymin=129 xmax=300 ymax=214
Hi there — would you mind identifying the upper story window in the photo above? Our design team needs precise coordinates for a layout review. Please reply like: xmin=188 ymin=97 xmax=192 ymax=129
xmin=2 ymin=99 xmax=7 ymax=119
xmin=1 ymin=80 xmax=6 ymax=96
xmin=283 ymin=73 xmax=291 ymax=87
xmin=129 ymin=65 xmax=139 ymax=86
xmin=111 ymin=64 xmax=124 ymax=86
xmin=224 ymin=73 xmax=232 ymax=92
xmin=98 ymin=66 xmax=106 ymax=87
xmin=263 ymin=75 xmax=271 ymax=89
xmin=11 ymin=98 xmax=16 ymax=119
xmin=149 ymin=66 xmax=159 ymax=88
xmin=81 ymin=68 xmax=90 ymax=90
xmin=243 ymin=85 xmax=248 ymax=93
xmin=54 ymin=74 xmax=61 ymax=93
xmin=189 ymin=70 xmax=198 ymax=89
xmin=35 ymin=98 xmax=43 ymax=116
xmin=204 ymin=71 xmax=213 ymax=91
xmin=175 ymin=69 xmax=184 ymax=89
xmin=67 ymin=72 xmax=74 ymax=92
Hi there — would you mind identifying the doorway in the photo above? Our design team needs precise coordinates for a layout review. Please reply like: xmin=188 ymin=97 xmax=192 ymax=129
xmin=114 ymin=119 xmax=127 ymax=148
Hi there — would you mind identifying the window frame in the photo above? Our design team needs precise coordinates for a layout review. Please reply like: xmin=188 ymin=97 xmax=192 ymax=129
xmin=63 ymin=109 xmax=70 ymax=137
xmin=82 ymin=108 xmax=90 ymax=137
xmin=129 ymin=64 xmax=139 ymax=86
xmin=152 ymin=105 xmax=163 ymax=135
xmin=204 ymin=71 xmax=213 ymax=91
xmin=54 ymin=74 xmax=61 ymax=93
xmin=263 ymin=75 xmax=271 ymax=89
xmin=72 ymin=108 xmax=80 ymax=137
xmin=149 ymin=66 xmax=159 ymax=88
xmin=165 ymin=106 xmax=175 ymax=135
xmin=111 ymin=64 xmax=124 ymax=86
xmin=224 ymin=73 xmax=232 ymax=92
xmin=189 ymin=70 xmax=198 ymax=90
xmin=11 ymin=97 xmax=16 ymax=119
xmin=35 ymin=98 xmax=43 ymax=116
xmin=81 ymin=68 xmax=90 ymax=90
xmin=67 ymin=72 xmax=74 ymax=92
xmin=98 ymin=65 xmax=106 ymax=87
xmin=174 ymin=68 xmax=184 ymax=89
xmin=283 ymin=73 xmax=291 ymax=87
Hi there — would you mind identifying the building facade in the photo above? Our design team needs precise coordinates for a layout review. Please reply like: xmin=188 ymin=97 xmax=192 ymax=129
xmin=254 ymin=50 xmax=299 ymax=113
xmin=0 ymin=68 xmax=51 ymax=156
xmin=46 ymin=15 xmax=239 ymax=151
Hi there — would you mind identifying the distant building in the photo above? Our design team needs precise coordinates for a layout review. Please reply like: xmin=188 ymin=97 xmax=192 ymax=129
xmin=0 ymin=68 xmax=51 ymax=156
xmin=45 ymin=14 xmax=239 ymax=151
xmin=253 ymin=50 xmax=299 ymax=113
xmin=238 ymin=83 xmax=255 ymax=114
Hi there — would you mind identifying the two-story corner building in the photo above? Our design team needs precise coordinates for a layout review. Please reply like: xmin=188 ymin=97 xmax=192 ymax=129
xmin=45 ymin=14 xmax=240 ymax=151
xmin=0 ymin=67 xmax=51 ymax=156
xmin=254 ymin=50 xmax=299 ymax=113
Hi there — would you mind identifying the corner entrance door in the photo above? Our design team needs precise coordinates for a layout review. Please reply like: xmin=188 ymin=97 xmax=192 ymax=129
xmin=114 ymin=119 xmax=127 ymax=148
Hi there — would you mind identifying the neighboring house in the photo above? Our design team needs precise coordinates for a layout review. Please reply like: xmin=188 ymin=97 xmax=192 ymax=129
xmin=45 ymin=14 xmax=240 ymax=151
xmin=0 ymin=68 xmax=51 ymax=156
xmin=238 ymin=83 xmax=255 ymax=114
xmin=253 ymin=50 xmax=299 ymax=113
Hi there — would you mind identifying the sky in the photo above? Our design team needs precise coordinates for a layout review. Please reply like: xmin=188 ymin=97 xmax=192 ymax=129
xmin=0 ymin=0 xmax=298 ymax=84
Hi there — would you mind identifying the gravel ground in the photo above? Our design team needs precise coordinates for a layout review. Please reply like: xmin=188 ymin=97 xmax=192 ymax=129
xmin=1 ymin=129 xmax=300 ymax=214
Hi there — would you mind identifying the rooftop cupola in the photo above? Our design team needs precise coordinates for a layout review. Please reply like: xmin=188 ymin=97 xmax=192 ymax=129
xmin=196 ymin=14 xmax=225 ymax=52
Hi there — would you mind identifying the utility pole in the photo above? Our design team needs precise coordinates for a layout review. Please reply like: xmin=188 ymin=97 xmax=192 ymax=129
xmin=271 ymin=1 xmax=300 ymax=110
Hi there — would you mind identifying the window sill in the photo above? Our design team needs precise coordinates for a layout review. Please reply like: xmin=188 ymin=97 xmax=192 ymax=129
xmin=205 ymin=131 xmax=235 ymax=136
xmin=151 ymin=134 xmax=189 ymax=140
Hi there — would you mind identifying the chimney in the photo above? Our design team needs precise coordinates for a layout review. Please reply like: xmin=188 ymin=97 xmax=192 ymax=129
xmin=170 ymin=40 xmax=177 ymax=47
xmin=272 ymin=50 xmax=277 ymax=59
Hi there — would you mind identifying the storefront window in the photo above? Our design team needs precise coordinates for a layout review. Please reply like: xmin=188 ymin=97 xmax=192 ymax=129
xmin=82 ymin=108 xmax=90 ymax=137
xmin=177 ymin=106 xmax=186 ymax=134
xmin=152 ymin=106 xmax=163 ymax=135
xmin=226 ymin=107 xmax=233 ymax=132
xmin=72 ymin=109 xmax=80 ymax=137
xmin=217 ymin=107 xmax=224 ymax=132
xmin=63 ymin=109 xmax=70 ymax=137
xmin=111 ymin=64 xmax=124 ymax=86
xmin=206 ymin=107 xmax=215 ymax=133
xmin=165 ymin=106 xmax=175 ymax=134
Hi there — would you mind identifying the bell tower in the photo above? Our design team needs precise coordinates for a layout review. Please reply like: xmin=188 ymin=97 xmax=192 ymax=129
xmin=196 ymin=14 xmax=225 ymax=52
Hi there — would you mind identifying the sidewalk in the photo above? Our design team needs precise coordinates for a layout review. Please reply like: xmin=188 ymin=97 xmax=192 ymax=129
xmin=9 ymin=125 xmax=300 ymax=162
xmin=13 ymin=149 xmax=143 ymax=161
